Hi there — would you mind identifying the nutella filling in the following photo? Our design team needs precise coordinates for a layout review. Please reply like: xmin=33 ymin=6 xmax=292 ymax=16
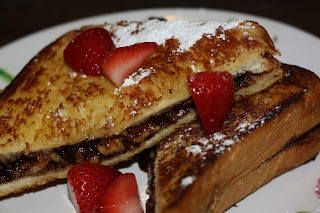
xmin=0 ymin=100 xmax=194 ymax=184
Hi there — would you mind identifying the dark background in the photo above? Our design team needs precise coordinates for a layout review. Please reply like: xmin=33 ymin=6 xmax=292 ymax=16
xmin=1 ymin=0 xmax=319 ymax=47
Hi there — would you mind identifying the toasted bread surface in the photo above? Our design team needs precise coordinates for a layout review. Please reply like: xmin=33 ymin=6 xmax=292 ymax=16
xmin=152 ymin=65 xmax=320 ymax=213
xmin=0 ymin=20 xmax=280 ymax=161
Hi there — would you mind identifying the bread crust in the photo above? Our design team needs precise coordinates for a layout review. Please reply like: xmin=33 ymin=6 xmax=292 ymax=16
xmin=153 ymin=65 xmax=320 ymax=213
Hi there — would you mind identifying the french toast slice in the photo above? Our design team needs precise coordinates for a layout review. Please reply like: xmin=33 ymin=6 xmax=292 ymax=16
xmin=211 ymin=123 xmax=320 ymax=212
xmin=0 ymin=19 xmax=281 ymax=197
xmin=150 ymin=64 xmax=320 ymax=213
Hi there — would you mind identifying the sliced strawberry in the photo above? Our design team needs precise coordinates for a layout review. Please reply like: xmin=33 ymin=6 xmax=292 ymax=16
xmin=67 ymin=163 xmax=122 ymax=213
xmin=98 ymin=173 xmax=143 ymax=213
xmin=64 ymin=28 xmax=115 ymax=76
xmin=316 ymin=179 xmax=320 ymax=199
xmin=101 ymin=42 xmax=158 ymax=87
xmin=187 ymin=71 xmax=235 ymax=135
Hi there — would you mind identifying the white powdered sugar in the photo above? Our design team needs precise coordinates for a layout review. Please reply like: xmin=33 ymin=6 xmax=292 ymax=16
xmin=113 ymin=67 xmax=154 ymax=91
xmin=107 ymin=19 xmax=244 ymax=52
xmin=121 ymin=67 xmax=154 ymax=87
xmin=236 ymin=117 xmax=266 ymax=133
xmin=177 ymin=109 xmax=186 ymax=117
xmin=212 ymin=132 xmax=226 ymax=141
xmin=184 ymin=116 xmax=268 ymax=157
xmin=181 ymin=175 xmax=196 ymax=188
xmin=186 ymin=145 xmax=202 ymax=155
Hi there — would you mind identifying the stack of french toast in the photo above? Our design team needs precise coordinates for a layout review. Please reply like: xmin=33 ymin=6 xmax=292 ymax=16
xmin=0 ymin=18 xmax=319 ymax=212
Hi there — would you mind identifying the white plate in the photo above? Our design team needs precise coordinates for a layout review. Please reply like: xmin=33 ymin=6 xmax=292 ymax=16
xmin=0 ymin=8 xmax=319 ymax=213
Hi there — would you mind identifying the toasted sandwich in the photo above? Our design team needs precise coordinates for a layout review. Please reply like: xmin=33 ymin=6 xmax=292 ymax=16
xmin=148 ymin=64 xmax=320 ymax=213
xmin=0 ymin=19 xmax=282 ymax=197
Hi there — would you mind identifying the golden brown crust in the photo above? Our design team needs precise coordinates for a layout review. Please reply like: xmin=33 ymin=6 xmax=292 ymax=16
xmin=153 ymin=65 xmax=320 ymax=213
xmin=0 ymin=20 xmax=280 ymax=160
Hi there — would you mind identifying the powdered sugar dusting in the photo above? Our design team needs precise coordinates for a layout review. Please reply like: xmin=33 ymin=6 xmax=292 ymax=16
xmin=181 ymin=175 xmax=196 ymax=188
xmin=107 ymin=19 xmax=244 ymax=52
xmin=185 ymin=116 xmax=267 ymax=157
xmin=186 ymin=145 xmax=202 ymax=155
xmin=116 ymin=67 xmax=154 ymax=90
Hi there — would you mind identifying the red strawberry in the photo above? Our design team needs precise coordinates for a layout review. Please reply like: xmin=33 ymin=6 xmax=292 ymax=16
xmin=187 ymin=71 xmax=235 ymax=135
xmin=101 ymin=42 xmax=158 ymax=87
xmin=67 ymin=163 xmax=122 ymax=213
xmin=64 ymin=28 xmax=115 ymax=76
xmin=98 ymin=173 xmax=143 ymax=213
xmin=316 ymin=179 xmax=320 ymax=199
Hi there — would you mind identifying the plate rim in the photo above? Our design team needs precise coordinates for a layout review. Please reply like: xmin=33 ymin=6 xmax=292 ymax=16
xmin=1 ymin=7 xmax=319 ymax=50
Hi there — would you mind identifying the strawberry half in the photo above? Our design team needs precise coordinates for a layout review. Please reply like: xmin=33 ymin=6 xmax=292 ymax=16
xmin=187 ymin=71 xmax=235 ymax=135
xmin=98 ymin=173 xmax=143 ymax=213
xmin=64 ymin=28 xmax=115 ymax=76
xmin=67 ymin=163 xmax=122 ymax=213
xmin=101 ymin=42 xmax=158 ymax=87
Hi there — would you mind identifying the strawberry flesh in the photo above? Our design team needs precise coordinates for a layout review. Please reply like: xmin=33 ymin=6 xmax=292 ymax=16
xmin=98 ymin=173 xmax=143 ymax=213
xmin=67 ymin=163 xmax=121 ymax=213
xmin=101 ymin=42 xmax=158 ymax=87
xmin=64 ymin=28 xmax=115 ymax=76
xmin=187 ymin=71 xmax=235 ymax=135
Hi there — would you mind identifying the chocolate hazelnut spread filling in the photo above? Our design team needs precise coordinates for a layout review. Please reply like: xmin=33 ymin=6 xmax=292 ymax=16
xmin=0 ymin=99 xmax=194 ymax=184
